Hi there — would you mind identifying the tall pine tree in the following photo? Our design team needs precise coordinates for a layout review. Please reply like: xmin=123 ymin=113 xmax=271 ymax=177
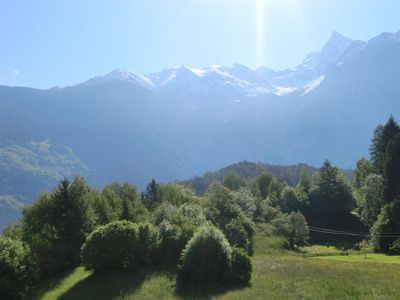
xmin=142 ymin=179 xmax=160 ymax=209
xmin=383 ymin=133 xmax=400 ymax=202
xmin=370 ymin=116 xmax=399 ymax=174
xmin=51 ymin=177 xmax=89 ymax=269
xmin=308 ymin=160 xmax=354 ymax=224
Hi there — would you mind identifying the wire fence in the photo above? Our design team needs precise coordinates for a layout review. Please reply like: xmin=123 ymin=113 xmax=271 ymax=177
xmin=307 ymin=226 xmax=400 ymax=239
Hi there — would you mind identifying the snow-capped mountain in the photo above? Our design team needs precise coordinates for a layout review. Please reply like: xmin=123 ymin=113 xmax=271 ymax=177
xmin=253 ymin=31 xmax=366 ymax=93
xmin=79 ymin=31 xmax=364 ymax=96
xmin=148 ymin=64 xmax=272 ymax=95
xmin=79 ymin=69 xmax=155 ymax=90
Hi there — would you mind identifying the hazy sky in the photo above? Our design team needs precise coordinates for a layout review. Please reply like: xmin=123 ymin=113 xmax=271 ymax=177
xmin=1 ymin=0 xmax=400 ymax=88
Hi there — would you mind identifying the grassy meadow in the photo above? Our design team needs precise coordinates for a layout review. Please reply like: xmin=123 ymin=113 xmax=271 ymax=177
xmin=31 ymin=226 xmax=400 ymax=300
xmin=314 ymin=253 xmax=400 ymax=264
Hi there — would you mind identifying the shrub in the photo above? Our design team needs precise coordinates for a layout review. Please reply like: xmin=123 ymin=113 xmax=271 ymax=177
xmin=229 ymin=247 xmax=252 ymax=284
xmin=21 ymin=192 xmax=60 ymax=278
xmin=177 ymin=224 xmax=253 ymax=286
xmin=272 ymin=211 xmax=309 ymax=249
xmin=224 ymin=216 xmax=254 ymax=255
xmin=0 ymin=237 xmax=36 ymax=300
xmin=81 ymin=220 xmax=139 ymax=271
xmin=178 ymin=225 xmax=232 ymax=285
xmin=81 ymin=220 xmax=159 ymax=272
xmin=153 ymin=202 xmax=179 ymax=225
xmin=231 ymin=188 xmax=257 ymax=219
xmin=155 ymin=203 xmax=207 ymax=262
xmin=371 ymin=202 xmax=400 ymax=252
xmin=158 ymin=184 xmax=199 ymax=207
xmin=136 ymin=222 xmax=159 ymax=264
xmin=390 ymin=238 xmax=400 ymax=254
xmin=254 ymin=200 xmax=280 ymax=223
xmin=359 ymin=240 xmax=373 ymax=258
xmin=158 ymin=220 xmax=183 ymax=261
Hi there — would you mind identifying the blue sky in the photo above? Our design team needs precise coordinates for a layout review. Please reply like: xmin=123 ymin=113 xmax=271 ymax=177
xmin=1 ymin=0 xmax=400 ymax=88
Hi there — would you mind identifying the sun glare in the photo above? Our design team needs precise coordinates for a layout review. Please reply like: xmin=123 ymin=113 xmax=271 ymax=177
xmin=257 ymin=0 xmax=309 ymax=68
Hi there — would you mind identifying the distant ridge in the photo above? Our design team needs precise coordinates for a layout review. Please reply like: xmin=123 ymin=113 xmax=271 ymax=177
xmin=181 ymin=161 xmax=353 ymax=195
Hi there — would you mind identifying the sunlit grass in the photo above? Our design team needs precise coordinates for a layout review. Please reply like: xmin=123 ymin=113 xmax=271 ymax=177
xmin=34 ymin=267 xmax=91 ymax=300
xmin=299 ymin=244 xmax=343 ymax=256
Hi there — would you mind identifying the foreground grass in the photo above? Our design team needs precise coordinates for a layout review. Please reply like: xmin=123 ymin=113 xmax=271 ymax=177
xmin=34 ymin=268 xmax=91 ymax=300
xmin=34 ymin=229 xmax=400 ymax=300
xmin=33 ymin=265 xmax=176 ymax=300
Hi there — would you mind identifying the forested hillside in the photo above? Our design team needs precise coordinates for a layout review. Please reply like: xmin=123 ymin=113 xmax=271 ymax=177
xmin=0 ymin=140 xmax=92 ymax=230
xmin=182 ymin=161 xmax=353 ymax=195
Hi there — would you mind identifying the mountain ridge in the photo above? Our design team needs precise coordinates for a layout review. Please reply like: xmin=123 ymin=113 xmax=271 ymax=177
xmin=75 ymin=30 xmax=358 ymax=96
xmin=5 ymin=30 xmax=399 ymax=98
xmin=4 ymin=30 xmax=366 ymax=96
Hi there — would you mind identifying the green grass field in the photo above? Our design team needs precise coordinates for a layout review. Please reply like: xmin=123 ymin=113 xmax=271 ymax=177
xmin=33 ymin=231 xmax=400 ymax=300
xmin=314 ymin=253 xmax=400 ymax=264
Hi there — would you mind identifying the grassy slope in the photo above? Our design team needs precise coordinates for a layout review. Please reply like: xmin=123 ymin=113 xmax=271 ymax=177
xmin=34 ymin=232 xmax=400 ymax=300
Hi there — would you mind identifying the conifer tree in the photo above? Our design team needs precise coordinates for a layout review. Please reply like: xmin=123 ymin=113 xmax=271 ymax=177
xmin=142 ymin=179 xmax=160 ymax=209
xmin=370 ymin=116 xmax=399 ymax=174
xmin=383 ymin=133 xmax=400 ymax=202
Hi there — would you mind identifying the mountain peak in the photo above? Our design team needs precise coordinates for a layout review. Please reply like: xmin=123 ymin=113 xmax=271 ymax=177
xmin=330 ymin=30 xmax=346 ymax=39
xmin=80 ymin=69 xmax=155 ymax=89
xmin=325 ymin=31 xmax=353 ymax=48
xmin=232 ymin=63 xmax=249 ymax=70
xmin=369 ymin=31 xmax=400 ymax=44
xmin=318 ymin=31 xmax=355 ymax=66
xmin=108 ymin=69 xmax=137 ymax=79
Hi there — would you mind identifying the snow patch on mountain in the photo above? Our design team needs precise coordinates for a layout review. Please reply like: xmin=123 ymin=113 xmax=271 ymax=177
xmin=302 ymin=75 xmax=325 ymax=95
xmin=148 ymin=65 xmax=259 ymax=95
xmin=276 ymin=86 xmax=299 ymax=96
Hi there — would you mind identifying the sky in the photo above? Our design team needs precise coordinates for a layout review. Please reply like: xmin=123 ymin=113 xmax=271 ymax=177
xmin=1 ymin=0 xmax=400 ymax=89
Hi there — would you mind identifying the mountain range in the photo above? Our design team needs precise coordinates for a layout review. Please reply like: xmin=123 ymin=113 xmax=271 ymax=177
xmin=78 ymin=31 xmax=364 ymax=96
xmin=1 ymin=30 xmax=400 ymax=229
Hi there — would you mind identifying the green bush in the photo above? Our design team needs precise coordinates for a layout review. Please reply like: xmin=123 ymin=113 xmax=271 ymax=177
xmin=81 ymin=221 xmax=138 ymax=271
xmin=155 ymin=203 xmax=207 ymax=262
xmin=224 ymin=217 xmax=254 ymax=255
xmin=81 ymin=220 xmax=159 ymax=272
xmin=136 ymin=222 xmax=159 ymax=264
xmin=371 ymin=202 xmax=400 ymax=252
xmin=0 ymin=237 xmax=36 ymax=300
xmin=230 ymin=247 xmax=252 ymax=284
xmin=272 ymin=211 xmax=309 ymax=249
xmin=390 ymin=238 xmax=400 ymax=254
xmin=158 ymin=220 xmax=183 ymax=261
xmin=177 ymin=224 xmax=253 ymax=286
xmin=178 ymin=225 xmax=232 ymax=285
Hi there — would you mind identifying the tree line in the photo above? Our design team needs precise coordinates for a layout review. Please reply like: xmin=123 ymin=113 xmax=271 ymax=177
xmin=1 ymin=172 xmax=310 ymax=298
xmin=354 ymin=116 xmax=400 ymax=252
